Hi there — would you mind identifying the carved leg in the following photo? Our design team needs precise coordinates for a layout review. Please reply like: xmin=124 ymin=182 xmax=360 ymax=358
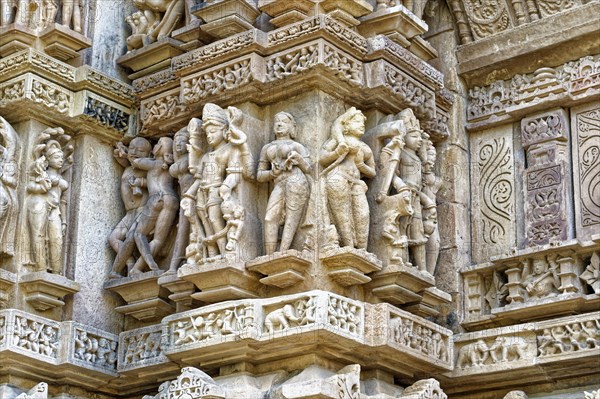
xmin=27 ymin=202 xmax=49 ymax=272
xmin=351 ymin=184 xmax=369 ymax=249
xmin=61 ymin=0 xmax=72 ymax=28
xmin=147 ymin=196 xmax=178 ymax=260
xmin=326 ymin=177 xmax=353 ymax=247
xmin=280 ymin=179 xmax=309 ymax=252
xmin=47 ymin=209 xmax=63 ymax=274
xmin=207 ymin=201 xmax=226 ymax=256
xmin=168 ymin=212 xmax=190 ymax=272
xmin=72 ymin=0 xmax=80 ymax=32
xmin=264 ymin=185 xmax=285 ymax=255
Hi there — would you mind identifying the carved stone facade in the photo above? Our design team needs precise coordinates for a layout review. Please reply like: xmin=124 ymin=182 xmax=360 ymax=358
xmin=0 ymin=0 xmax=598 ymax=398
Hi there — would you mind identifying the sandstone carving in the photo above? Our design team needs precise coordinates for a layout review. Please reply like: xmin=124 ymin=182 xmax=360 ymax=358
xmin=0 ymin=117 xmax=19 ymax=257
xmin=109 ymin=138 xmax=152 ymax=278
xmin=503 ymin=391 xmax=528 ymax=399
xmin=171 ymin=305 xmax=249 ymax=346
xmin=13 ymin=316 xmax=59 ymax=358
xmin=264 ymin=297 xmax=315 ymax=333
xmin=73 ymin=329 xmax=117 ymax=368
xmin=257 ymin=112 xmax=312 ymax=255
xmin=14 ymin=382 xmax=48 ymax=399
xmin=142 ymin=366 xmax=225 ymax=399
xmin=581 ymin=252 xmax=600 ymax=293
xmin=538 ymin=320 xmax=600 ymax=356
xmin=319 ymin=107 xmax=375 ymax=249
xmin=456 ymin=339 xmax=488 ymax=368
xmin=167 ymin=128 xmax=193 ymax=273
xmin=390 ymin=315 xmax=449 ymax=362
xmin=182 ymin=103 xmax=254 ymax=264
xmin=521 ymin=257 xmax=560 ymax=301
xmin=61 ymin=0 xmax=82 ymax=32
xmin=126 ymin=0 xmax=184 ymax=50
xmin=23 ymin=128 xmax=72 ymax=274
xmin=122 ymin=329 xmax=163 ymax=366
xmin=0 ymin=0 xmax=57 ymax=29
xmin=327 ymin=296 xmax=361 ymax=335
xmin=488 ymin=336 xmax=528 ymax=363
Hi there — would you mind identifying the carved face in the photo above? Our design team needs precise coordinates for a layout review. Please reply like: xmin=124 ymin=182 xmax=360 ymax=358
xmin=274 ymin=113 xmax=294 ymax=139
xmin=205 ymin=124 xmax=226 ymax=147
xmin=128 ymin=138 xmax=151 ymax=163
xmin=47 ymin=149 xmax=64 ymax=169
xmin=345 ymin=113 xmax=365 ymax=137
xmin=404 ymin=130 xmax=422 ymax=151
xmin=174 ymin=134 xmax=189 ymax=155
xmin=533 ymin=261 xmax=546 ymax=275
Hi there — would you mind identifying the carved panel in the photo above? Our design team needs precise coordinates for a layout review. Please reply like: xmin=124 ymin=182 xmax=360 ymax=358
xmin=326 ymin=295 xmax=363 ymax=337
xmin=463 ymin=0 xmax=512 ymax=40
xmin=384 ymin=64 xmax=435 ymax=118
xmin=522 ymin=109 xmax=571 ymax=246
xmin=140 ymin=91 xmax=186 ymax=128
xmin=65 ymin=322 xmax=118 ymax=373
xmin=571 ymin=103 xmax=600 ymax=240
xmin=263 ymin=296 xmax=317 ymax=334
xmin=7 ymin=311 xmax=61 ymax=362
xmin=83 ymin=97 xmax=129 ymax=132
xmin=389 ymin=312 xmax=450 ymax=363
xmin=28 ymin=79 xmax=71 ymax=114
xmin=536 ymin=0 xmax=578 ymax=18
xmin=266 ymin=43 xmax=320 ymax=81
xmin=471 ymin=128 xmax=516 ymax=261
xmin=118 ymin=324 xmax=168 ymax=372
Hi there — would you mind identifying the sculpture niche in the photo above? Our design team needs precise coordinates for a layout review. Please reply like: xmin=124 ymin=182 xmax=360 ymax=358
xmin=0 ymin=0 xmax=81 ymax=31
xmin=110 ymin=137 xmax=179 ymax=277
xmin=23 ymin=127 xmax=73 ymax=274
xmin=182 ymin=103 xmax=254 ymax=265
xmin=0 ymin=117 xmax=19 ymax=257
xmin=257 ymin=112 xmax=312 ymax=255
xmin=375 ymin=109 xmax=439 ymax=275
xmin=319 ymin=107 xmax=376 ymax=250
xmin=125 ymin=0 xmax=184 ymax=51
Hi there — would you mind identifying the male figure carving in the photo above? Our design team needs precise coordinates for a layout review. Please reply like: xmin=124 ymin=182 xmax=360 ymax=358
xmin=182 ymin=103 xmax=254 ymax=263
xmin=0 ymin=117 xmax=19 ymax=256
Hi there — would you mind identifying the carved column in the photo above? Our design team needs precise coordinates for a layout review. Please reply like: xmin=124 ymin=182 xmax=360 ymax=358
xmin=521 ymin=108 xmax=572 ymax=246
xmin=570 ymin=103 xmax=600 ymax=241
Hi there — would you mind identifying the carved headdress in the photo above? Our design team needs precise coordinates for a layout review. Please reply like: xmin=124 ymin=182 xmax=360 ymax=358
xmin=398 ymin=108 xmax=421 ymax=133
xmin=202 ymin=103 xmax=228 ymax=127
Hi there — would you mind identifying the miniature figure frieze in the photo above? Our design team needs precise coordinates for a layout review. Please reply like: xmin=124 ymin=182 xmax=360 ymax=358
xmin=120 ymin=326 xmax=165 ymax=370
xmin=72 ymin=328 xmax=117 ymax=370
xmin=142 ymin=367 xmax=225 ymax=399
xmin=182 ymin=103 xmax=254 ymax=265
xmin=83 ymin=97 xmax=129 ymax=132
xmin=257 ymin=112 xmax=312 ymax=255
xmin=12 ymin=315 xmax=60 ymax=358
xmin=390 ymin=314 xmax=449 ymax=362
xmin=109 ymin=138 xmax=152 ymax=278
xmin=182 ymin=58 xmax=253 ymax=105
xmin=141 ymin=94 xmax=186 ymax=128
xmin=581 ymin=252 xmax=600 ymax=294
xmin=384 ymin=65 xmax=435 ymax=119
xmin=29 ymin=80 xmax=71 ymax=114
xmin=319 ymin=107 xmax=375 ymax=250
xmin=326 ymin=295 xmax=363 ymax=336
xmin=0 ymin=117 xmax=19 ymax=257
xmin=537 ymin=319 xmax=600 ymax=356
xmin=264 ymin=296 xmax=316 ymax=334
xmin=167 ymin=128 xmax=193 ymax=273
xmin=0 ymin=80 xmax=26 ymax=106
xmin=168 ymin=304 xmax=253 ymax=347
xmin=23 ymin=127 xmax=72 ymax=274
xmin=456 ymin=336 xmax=531 ymax=368
xmin=125 ymin=0 xmax=184 ymax=51
xmin=266 ymin=45 xmax=319 ymax=81
xmin=323 ymin=44 xmax=363 ymax=86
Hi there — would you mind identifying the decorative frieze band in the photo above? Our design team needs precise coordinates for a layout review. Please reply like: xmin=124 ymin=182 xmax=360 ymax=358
xmin=466 ymin=54 xmax=600 ymax=128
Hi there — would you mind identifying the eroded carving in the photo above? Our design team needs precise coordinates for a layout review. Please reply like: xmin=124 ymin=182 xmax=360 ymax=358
xmin=83 ymin=97 xmax=129 ymax=132
xmin=13 ymin=316 xmax=59 ymax=358
xmin=0 ymin=117 xmax=19 ymax=257
xmin=327 ymin=296 xmax=361 ymax=335
xmin=29 ymin=81 xmax=70 ymax=114
xmin=23 ymin=128 xmax=72 ymax=274
xmin=538 ymin=320 xmax=600 ymax=356
xmin=266 ymin=45 xmax=319 ymax=80
xmin=122 ymin=329 xmax=163 ymax=367
xmin=171 ymin=305 xmax=251 ymax=346
xmin=264 ymin=297 xmax=316 ymax=333
xmin=182 ymin=59 xmax=253 ymax=105
xmin=390 ymin=314 xmax=449 ymax=362
xmin=73 ymin=329 xmax=117 ymax=369
xmin=142 ymin=367 xmax=225 ymax=399
xmin=581 ymin=252 xmax=600 ymax=293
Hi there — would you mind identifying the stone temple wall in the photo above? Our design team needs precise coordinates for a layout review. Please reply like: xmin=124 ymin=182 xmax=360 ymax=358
xmin=0 ymin=0 xmax=598 ymax=398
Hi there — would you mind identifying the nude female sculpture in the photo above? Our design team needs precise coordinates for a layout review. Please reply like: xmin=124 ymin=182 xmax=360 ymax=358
xmin=319 ymin=107 xmax=376 ymax=249
xmin=256 ymin=112 xmax=312 ymax=255
xmin=0 ymin=117 xmax=19 ymax=256
xmin=24 ymin=128 xmax=72 ymax=274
